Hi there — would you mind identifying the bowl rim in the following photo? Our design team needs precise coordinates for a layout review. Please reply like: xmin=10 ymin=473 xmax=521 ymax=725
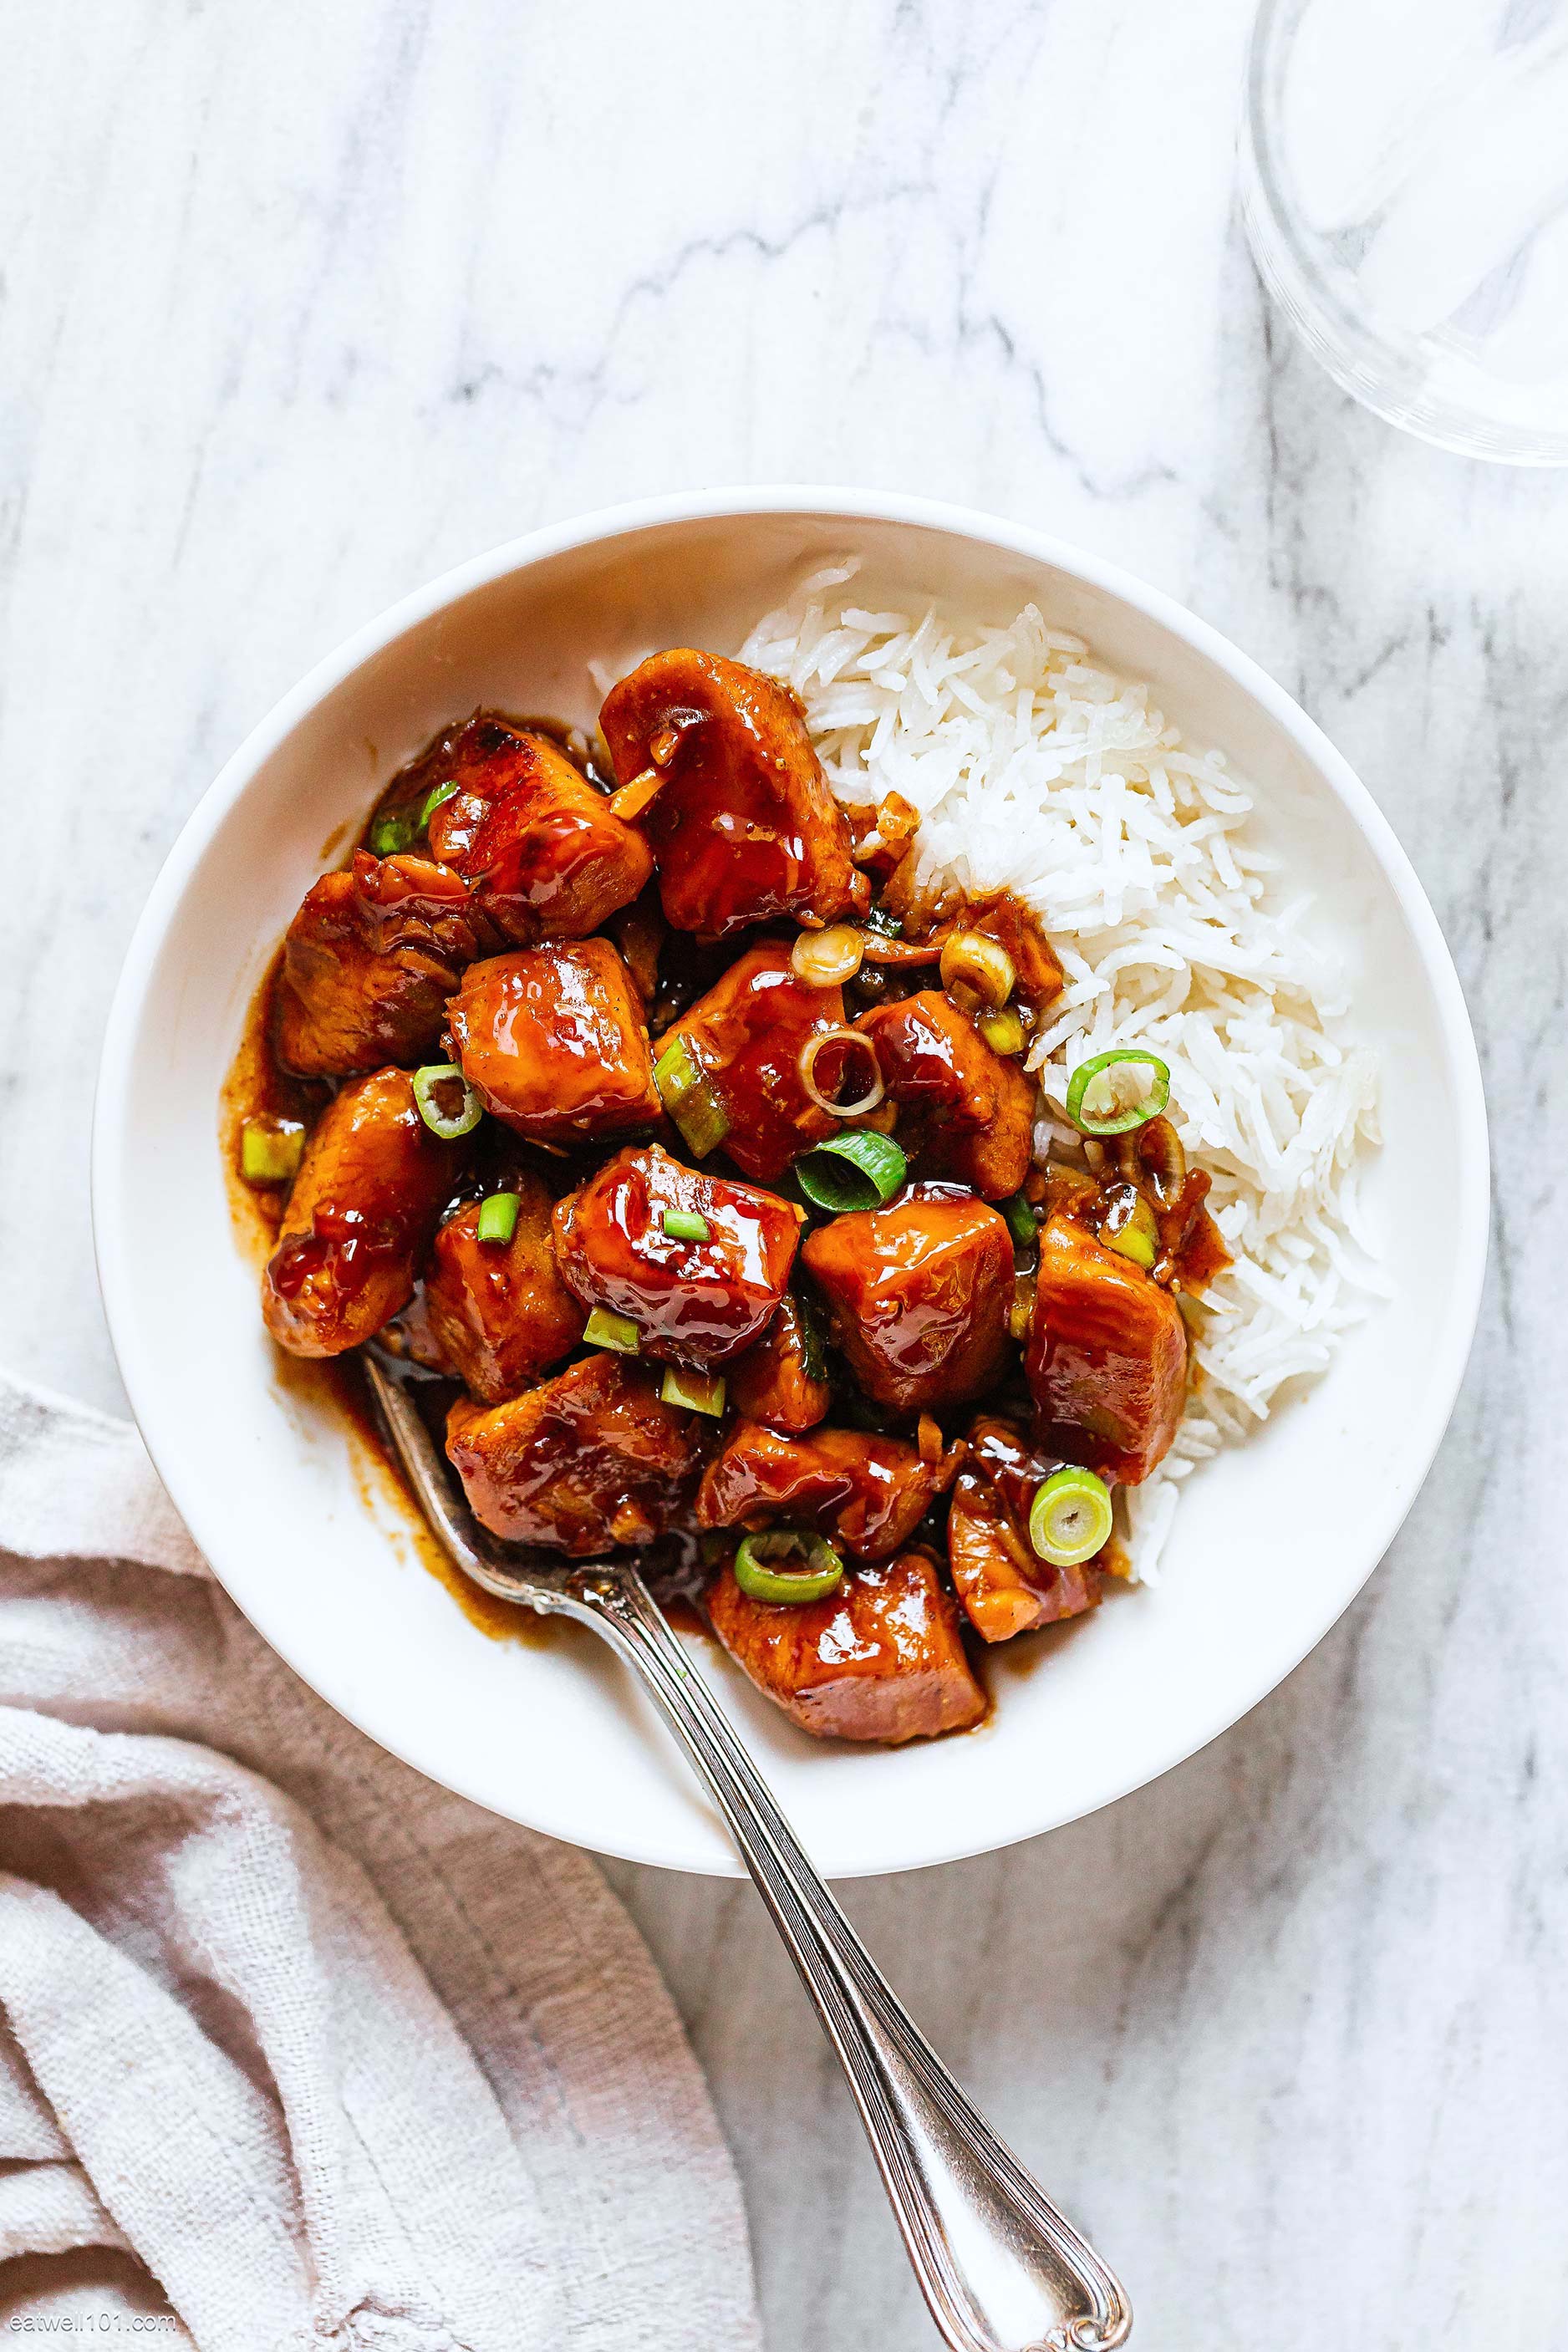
xmin=92 ymin=485 xmax=1489 ymax=1876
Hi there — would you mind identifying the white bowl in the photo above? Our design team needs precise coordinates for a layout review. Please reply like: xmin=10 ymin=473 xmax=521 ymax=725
xmin=93 ymin=491 xmax=1488 ymax=1879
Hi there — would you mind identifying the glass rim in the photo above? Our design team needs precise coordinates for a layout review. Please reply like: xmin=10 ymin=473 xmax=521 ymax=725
xmin=1240 ymin=0 xmax=1568 ymax=463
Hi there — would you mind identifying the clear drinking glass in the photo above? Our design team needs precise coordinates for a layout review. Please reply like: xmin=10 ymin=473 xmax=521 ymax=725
xmin=1240 ymin=0 xmax=1568 ymax=462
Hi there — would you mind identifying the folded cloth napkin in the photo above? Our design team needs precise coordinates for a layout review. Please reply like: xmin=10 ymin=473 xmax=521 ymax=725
xmin=0 ymin=1368 xmax=761 ymax=2352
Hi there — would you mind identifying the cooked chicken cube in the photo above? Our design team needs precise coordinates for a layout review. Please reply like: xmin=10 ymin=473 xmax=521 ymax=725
xmin=273 ymin=853 xmax=487 ymax=1077
xmin=728 ymin=1296 xmax=831 ymax=1434
xmin=445 ymin=1352 xmax=702 ymax=1552
xmin=448 ymin=940 xmax=659 ymax=1143
xmin=262 ymin=1068 xmax=466 ymax=1357
xmin=397 ymin=713 xmax=652 ymax=943
xmin=801 ymin=1184 xmax=1013 ymax=1414
xmin=659 ymin=942 xmax=848 ymax=1184
xmin=707 ymin=1549 xmax=985 ymax=1743
xmin=947 ymin=1416 xmax=1106 ymax=1642
xmin=598 ymin=649 xmax=865 ymax=939
xmin=552 ymin=1144 xmax=802 ymax=1367
xmin=421 ymin=1172 xmax=585 ymax=1403
xmin=696 ymin=1420 xmax=956 ymax=1560
xmin=855 ymin=990 xmax=1034 ymax=1199
xmin=1026 ymin=1214 xmax=1188 ymax=1484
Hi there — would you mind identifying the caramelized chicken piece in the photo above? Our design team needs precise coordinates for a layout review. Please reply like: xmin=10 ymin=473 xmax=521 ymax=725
xmin=445 ymin=1352 xmax=702 ymax=1552
xmin=262 ymin=1069 xmax=465 ymax=1357
xmin=552 ymin=1145 xmax=803 ymax=1367
xmin=856 ymin=990 xmax=1035 ymax=1199
xmin=707 ymin=1550 xmax=985 ymax=1743
xmin=696 ymin=1420 xmax=956 ymax=1560
xmin=660 ymin=943 xmax=847 ymax=1184
xmin=421 ymin=1173 xmax=585 ymax=1403
xmin=448 ymin=940 xmax=659 ymax=1143
xmin=274 ymin=853 xmax=487 ymax=1077
xmin=1026 ymin=1215 xmax=1188 ymax=1484
xmin=947 ymin=1417 xmax=1106 ymax=1642
xmin=599 ymin=649 xmax=866 ymax=939
xmin=728 ymin=1296 xmax=831 ymax=1434
xmin=398 ymin=713 xmax=651 ymax=943
xmin=802 ymin=1184 xmax=1013 ymax=1414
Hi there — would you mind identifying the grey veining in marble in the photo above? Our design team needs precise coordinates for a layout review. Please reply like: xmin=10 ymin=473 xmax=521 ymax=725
xmin=3 ymin=2 xmax=1565 ymax=2344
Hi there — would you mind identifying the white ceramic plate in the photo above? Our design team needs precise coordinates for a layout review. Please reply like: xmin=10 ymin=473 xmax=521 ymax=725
xmin=93 ymin=491 xmax=1488 ymax=1878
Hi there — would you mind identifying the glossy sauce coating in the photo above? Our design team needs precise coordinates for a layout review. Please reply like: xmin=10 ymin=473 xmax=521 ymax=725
xmin=707 ymin=1548 xmax=986 ymax=1743
xmin=855 ymin=989 xmax=1035 ymax=1199
xmin=235 ymin=649 xmax=1227 ymax=1741
xmin=802 ymin=1184 xmax=1014 ymax=1414
xmin=695 ymin=1418 xmax=958 ymax=1560
xmin=727 ymin=1296 xmax=831 ymax=1433
xmin=445 ymin=1352 xmax=704 ymax=1551
xmin=274 ymin=853 xmax=486 ymax=1077
xmin=1026 ymin=1214 xmax=1189 ymax=1484
xmin=664 ymin=942 xmax=849 ymax=1184
xmin=448 ymin=939 xmax=660 ymax=1142
xmin=413 ymin=712 xmax=652 ymax=942
xmin=552 ymin=1144 xmax=803 ymax=1367
xmin=262 ymin=1068 xmax=466 ymax=1357
xmin=422 ymin=1173 xmax=586 ymax=1403
xmin=599 ymin=648 xmax=867 ymax=939
xmin=947 ymin=1415 xmax=1105 ymax=1642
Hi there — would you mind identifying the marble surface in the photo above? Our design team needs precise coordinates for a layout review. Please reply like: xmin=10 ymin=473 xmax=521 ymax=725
xmin=3 ymin=2 xmax=1565 ymax=2344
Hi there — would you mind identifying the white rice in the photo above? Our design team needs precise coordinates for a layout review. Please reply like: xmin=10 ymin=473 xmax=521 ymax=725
xmin=737 ymin=561 xmax=1384 ymax=1581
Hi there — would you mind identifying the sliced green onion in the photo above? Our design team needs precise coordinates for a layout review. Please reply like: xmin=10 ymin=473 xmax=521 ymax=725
xmin=979 ymin=1008 xmax=1026 ymax=1056
xmin=1065 ymin=1048 xmax=1171 ymax=1137
xmin=940 ymin=929 xmax=1016 ymax=1009
xmin=653 ymin=1034 xmax=731 ymax=1158
xmin=733 ymin=1529 xmax=845 ymax=1606
xmin=659 ymin=1364 xmax=726 ymax=1416
xmin=419 ymin=777 xmax=460 ymax=828
xmin=412 ymin=1063 xmax=483 ymax=1139
xmin=476 ymin=1191 xmax=520 ymax=1245
xmin=792 ymin=1291 xmax=827 ymax=1382
xmin=583 ymin=1306 xmax=640 ymax=1353
xmin=369 ymin=810 xmax=417 ymax=857
xmin=999 ymin=1191 xmax=1039 ymax=1251
xmin=662 ymin=1208 xmax=710 ymax=1243
xmin=863 ymin=904 xmax=903 ymax=938
xmin=240 ymin=1117 xmax=305 ymax=1185
xmin=1099 ymin=1189 xmax=1158 ymax=1270
xmin=1028 ymin=1467 xmax=1114 ymax=1568
xmin=792 ymin=1130 xmax=908 ymax=1214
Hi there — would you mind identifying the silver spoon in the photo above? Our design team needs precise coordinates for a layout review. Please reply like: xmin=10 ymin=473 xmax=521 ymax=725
xmin=364 ymin=1352 xmax=1133 ymax=2352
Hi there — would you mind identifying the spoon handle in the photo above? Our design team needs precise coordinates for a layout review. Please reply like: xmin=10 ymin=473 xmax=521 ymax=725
xmin=564 ymin=1561 xmax=1132 ymax=2352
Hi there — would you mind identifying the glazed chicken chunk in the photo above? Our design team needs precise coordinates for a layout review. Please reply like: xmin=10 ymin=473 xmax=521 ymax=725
xmin=855 ymin=990 xmax=1035 ymax=1200
xmin=262 ymin=1067 xmax=467 ymax=1357
xmin=421 ymin=1170 xmax=586 ymax=1403
xmin=552 ymin=1145 xmax=803 ymax=1367
xmin=696 ymin=1420 xmax=957 ymax=1560
xmin=727 ymin=1296 xmax=831 ymax=1435
xmin=707 ymin=1549 xmax=985 ymax=1744
xmin=599 ymin=649 xmax=866 ymax=939
xmin=445 ymin=1352 xmax=703 ymax=1552
xmin=274 ymin=852 xmax=487 ymax=1077
xmin=658 ymin=942 xmax=850 ymax=1185
xmin=448 ymin=939 xmax=660 ymax=1143
xmin=802 ymin=1184 xmax=1014 ymax=1415
xmin=1026 ymin=1214 xmax=1189 ymax=1484
xmin=947 ymin=1416 xmax=1107 ymax=1642
xmin=391 ymin=712 xmax=652 ymax=944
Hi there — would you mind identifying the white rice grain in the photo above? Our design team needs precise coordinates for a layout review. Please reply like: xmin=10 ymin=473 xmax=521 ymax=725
xmin=737 ymin=564 xmax=1383 ymax=1581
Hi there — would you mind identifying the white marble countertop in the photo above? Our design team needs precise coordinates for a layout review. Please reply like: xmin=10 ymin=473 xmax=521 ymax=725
xmin=3 ymin=2 xmax=1564 ymax=2344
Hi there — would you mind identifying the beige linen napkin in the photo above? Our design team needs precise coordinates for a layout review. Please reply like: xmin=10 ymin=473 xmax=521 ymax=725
xmin=0 ymin=1369 xmax=761 ymax=2351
